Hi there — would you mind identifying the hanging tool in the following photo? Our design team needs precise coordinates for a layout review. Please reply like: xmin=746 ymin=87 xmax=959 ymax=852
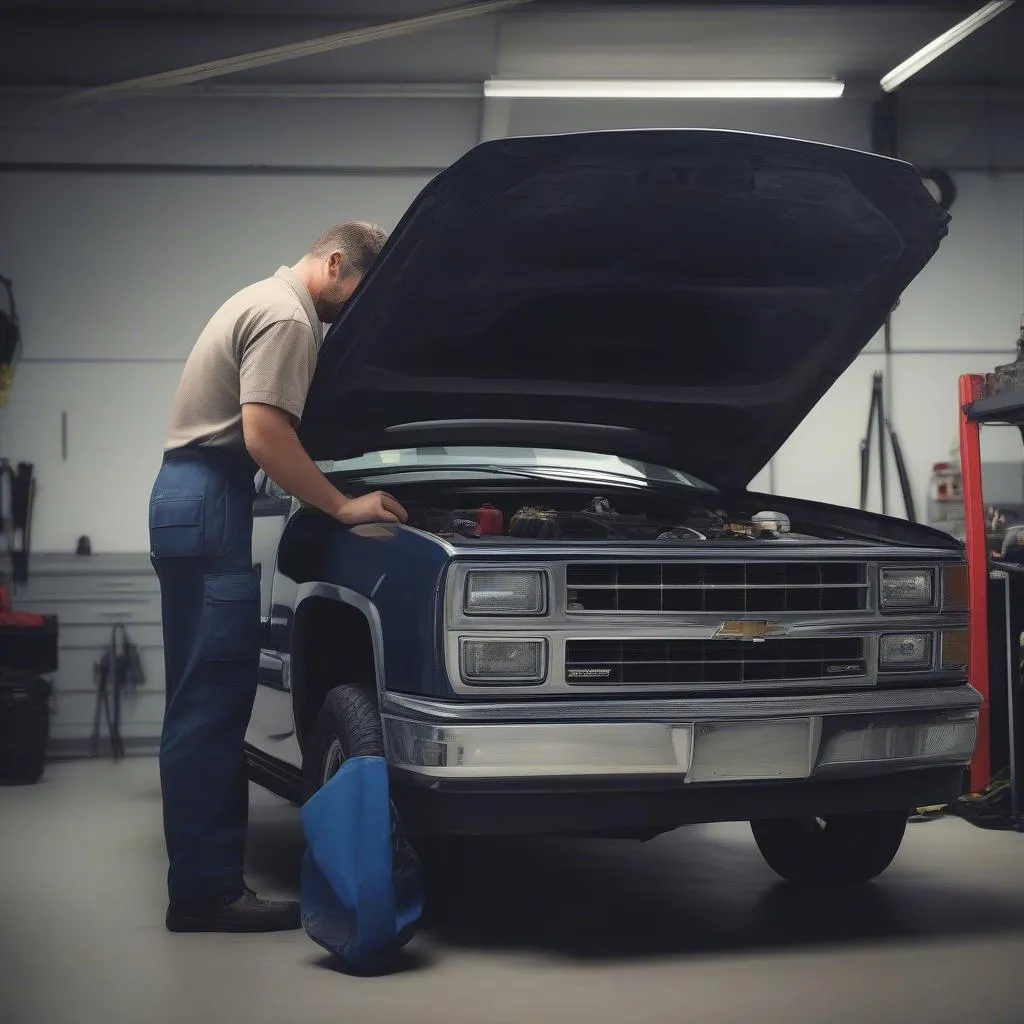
xmin=7 ymin=463 xmax=34 ymax=586
xmin=90 ymin=623 xmax=145 ymax=760
xmin=0 ymin=459 xmax=13 ymax=588
xmin=859 ymin=370 xmax=917 ymax=521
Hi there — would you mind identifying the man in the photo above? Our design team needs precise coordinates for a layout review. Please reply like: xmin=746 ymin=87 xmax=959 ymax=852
xmin=150 ymin=223 xmax=408 ymax=933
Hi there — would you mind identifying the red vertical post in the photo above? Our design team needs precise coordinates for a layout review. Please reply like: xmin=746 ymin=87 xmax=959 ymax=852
xmin=959 ymin=373 xmax=990 ymax=792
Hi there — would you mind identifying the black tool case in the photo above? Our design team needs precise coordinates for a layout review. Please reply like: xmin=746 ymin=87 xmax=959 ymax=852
xmin=0 ymin=616 xmax=58 ymax=784
xmin=0 ymin=670 xmax=52 ymax=784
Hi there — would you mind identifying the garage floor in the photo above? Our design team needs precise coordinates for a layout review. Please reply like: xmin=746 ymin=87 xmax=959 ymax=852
xmin=1 ymin=759 xmax=1022 ymax=1024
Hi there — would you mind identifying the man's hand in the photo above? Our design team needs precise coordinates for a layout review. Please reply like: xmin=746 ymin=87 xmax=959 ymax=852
xmin=335 ymin=491 xmax=408 ymax=526
xmin=242 ymin=403 xmax=409 ymax=527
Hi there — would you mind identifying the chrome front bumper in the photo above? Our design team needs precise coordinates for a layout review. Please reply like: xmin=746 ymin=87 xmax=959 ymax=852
xmin=381 ymin=685 xmax=982 ymax=783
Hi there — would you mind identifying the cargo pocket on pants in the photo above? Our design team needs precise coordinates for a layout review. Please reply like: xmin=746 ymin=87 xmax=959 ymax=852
xmin=150 ymin=496 xmax=205 ymax=558
xmin=201 ymin=570 xmax=261 ymax=662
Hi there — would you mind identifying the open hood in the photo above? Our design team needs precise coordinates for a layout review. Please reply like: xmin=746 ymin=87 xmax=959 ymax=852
xmin=300 ymin=129 xmax=949 ymax=489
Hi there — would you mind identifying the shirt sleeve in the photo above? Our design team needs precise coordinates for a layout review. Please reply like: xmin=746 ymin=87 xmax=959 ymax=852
xmin=238 ymin=317 xmax=318 ymax=421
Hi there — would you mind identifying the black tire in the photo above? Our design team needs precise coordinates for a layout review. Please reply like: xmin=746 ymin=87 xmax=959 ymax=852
xmin=302 ymin=681 xmax=383 ymax=802
xmin=751 ymin=810 xmax=908 ymax=886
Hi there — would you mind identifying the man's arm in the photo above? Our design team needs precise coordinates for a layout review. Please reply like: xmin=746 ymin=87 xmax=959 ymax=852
xmin=242 ymin=403 xmax=407 ymax=525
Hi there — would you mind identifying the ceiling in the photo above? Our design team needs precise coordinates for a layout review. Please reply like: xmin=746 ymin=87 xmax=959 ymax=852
xmin=0 ymin=1 xmax=1020 ymax=90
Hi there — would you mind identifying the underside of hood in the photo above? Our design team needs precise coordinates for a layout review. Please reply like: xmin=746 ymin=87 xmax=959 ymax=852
xmin=299 ymin=129 xmax=949 ymax=489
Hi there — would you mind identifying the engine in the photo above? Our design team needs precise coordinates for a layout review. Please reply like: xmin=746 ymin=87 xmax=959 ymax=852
xmin=414 ymin=496 xmax=803 ymax=543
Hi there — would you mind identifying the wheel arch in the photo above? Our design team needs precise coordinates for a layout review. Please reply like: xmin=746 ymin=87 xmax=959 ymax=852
xmin=290 ymin=583 xmax=386 ymax=756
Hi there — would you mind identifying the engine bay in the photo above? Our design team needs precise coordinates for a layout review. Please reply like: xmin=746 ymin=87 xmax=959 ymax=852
xmin=403 ymin=492 xmax=830 ymax=544
xmin=311 ymin=466 xmax=956 ymax=549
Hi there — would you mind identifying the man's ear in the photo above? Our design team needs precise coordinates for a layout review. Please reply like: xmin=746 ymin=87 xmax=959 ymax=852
xmin=327 ymin=251 xmax=344 ymax=276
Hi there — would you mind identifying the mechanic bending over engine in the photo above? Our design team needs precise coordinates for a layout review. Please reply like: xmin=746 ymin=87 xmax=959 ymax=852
xmin=149 ymin=223 xmax=408 ymax=934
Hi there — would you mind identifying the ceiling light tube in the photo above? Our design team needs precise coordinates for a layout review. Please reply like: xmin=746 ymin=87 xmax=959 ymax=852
xmin=881 ymin=0 xmax=1015 ymax=93
xmin=483 ymin=78 xmax=846 ymax=100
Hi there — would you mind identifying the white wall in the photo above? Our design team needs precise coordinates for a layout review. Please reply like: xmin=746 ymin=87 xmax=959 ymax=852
xmin=0 ymin=92 xmax=468 ymax=552
xmin=0 ymin=170 xmax=431 ymax=553
xmin=0 ymin=92 xmax=479 ymax=168
xmin=1 ymin=89 xmax=1022 ymax=553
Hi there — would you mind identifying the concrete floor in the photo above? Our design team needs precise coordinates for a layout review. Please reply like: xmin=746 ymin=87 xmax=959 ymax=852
xmin=1 ymin=761 xmax=1023 ymax=1024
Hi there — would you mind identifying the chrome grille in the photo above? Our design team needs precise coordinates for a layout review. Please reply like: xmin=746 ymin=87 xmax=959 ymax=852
xmin=564 ymin=637 xmax=866 ymax=686
xmin=565 ymin=561 xmax=868 ymax=614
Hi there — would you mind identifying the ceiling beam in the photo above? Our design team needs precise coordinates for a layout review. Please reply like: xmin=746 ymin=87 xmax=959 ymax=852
xmin=57 ymin=0 xmax=533 ymax=105
xmin=880 ymin=0 xmax=1015 ymax=92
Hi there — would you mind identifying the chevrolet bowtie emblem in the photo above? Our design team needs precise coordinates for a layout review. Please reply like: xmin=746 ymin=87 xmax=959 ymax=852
xmin=714 ymin=620 xmax=787 ymax=642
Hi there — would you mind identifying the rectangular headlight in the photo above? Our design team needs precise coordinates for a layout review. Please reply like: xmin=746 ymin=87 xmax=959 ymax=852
xmin=464 ymin=570 xmax=547 ymax=616
xmin=460 ymin=638 xmax=547 ymax=684
xmin=879 ymin=632 xmax=933 ymax=671
xmin=880 ymin=567 xmax=934 ymax=608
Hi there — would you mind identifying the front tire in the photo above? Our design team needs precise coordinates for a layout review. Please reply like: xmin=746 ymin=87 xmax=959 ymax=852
xmin=302 ymin=682 xmax=383 ymax=802
xmin=751 ymin=810 xmax=908 ymax=886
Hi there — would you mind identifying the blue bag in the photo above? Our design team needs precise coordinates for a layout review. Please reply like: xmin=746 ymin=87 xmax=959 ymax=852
xmin=300 ymin=755 xmax=423 ymax=971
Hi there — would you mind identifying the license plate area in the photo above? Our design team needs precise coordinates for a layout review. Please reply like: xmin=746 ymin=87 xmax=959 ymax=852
xmin=684 ymin=718 xmax=814 ymax=784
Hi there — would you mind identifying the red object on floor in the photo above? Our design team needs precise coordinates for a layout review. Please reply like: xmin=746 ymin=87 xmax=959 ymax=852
xmin=0 ymin=584 xmax=46 ymax=627
xmin=958 ymin=373 xmax=991 ymax=793
xmin=0 ymin=611 xmax=46 ymax=627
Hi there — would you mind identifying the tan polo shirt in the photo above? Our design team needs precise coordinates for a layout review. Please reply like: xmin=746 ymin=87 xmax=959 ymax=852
xmin=164 ymin=266 xmax=325 ymax=455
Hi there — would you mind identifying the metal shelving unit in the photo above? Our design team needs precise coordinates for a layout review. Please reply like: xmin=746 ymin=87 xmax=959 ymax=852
xmin=962 ymin=374 xmax=1024 ymax=826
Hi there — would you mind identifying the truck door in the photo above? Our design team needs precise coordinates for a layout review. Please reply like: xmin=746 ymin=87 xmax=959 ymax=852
xmin=246 ymin=472 xmax=302 ymax=768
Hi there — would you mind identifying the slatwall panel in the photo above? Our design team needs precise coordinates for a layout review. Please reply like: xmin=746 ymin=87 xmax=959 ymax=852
xmin=12 ymin=553 xmax=164 ymax=753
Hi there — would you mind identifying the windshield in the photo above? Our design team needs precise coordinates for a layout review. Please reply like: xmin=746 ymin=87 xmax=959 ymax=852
xmin=316 ymin=447 xmax=712 ymax=489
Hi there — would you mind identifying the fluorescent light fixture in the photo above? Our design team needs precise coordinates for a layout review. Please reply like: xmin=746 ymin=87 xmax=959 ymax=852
xmin=881 ymin=0 xmax=1015 ymax=93
xmin=483 ymin=78 xmax=845 ymax=100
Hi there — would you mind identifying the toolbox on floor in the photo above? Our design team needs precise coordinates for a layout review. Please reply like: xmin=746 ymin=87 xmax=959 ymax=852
xmin=0 ymin=587 xmax=58 ymax=784
xmin=0 ymin=616 xmax=58 ymax=674
xmin=0 ymin=670 xmax=52 ymax=784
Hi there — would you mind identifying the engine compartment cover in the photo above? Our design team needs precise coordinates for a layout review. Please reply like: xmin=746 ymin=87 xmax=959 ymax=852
xmin=300 ymin=129 xmax=949 ymax=488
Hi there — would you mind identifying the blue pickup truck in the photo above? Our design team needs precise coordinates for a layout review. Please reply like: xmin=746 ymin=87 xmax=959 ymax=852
xmin=244 ymin=128 xmax=979 ymax=887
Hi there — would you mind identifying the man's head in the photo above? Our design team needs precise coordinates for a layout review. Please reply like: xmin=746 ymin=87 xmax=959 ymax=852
xmin=296 ymin=221 xmax=389 ymax=323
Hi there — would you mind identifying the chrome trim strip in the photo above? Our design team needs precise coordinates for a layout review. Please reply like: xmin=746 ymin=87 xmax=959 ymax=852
xmin=382 ymin=684 xmax=983 ymax=723
xmin=442 ymin=543 xmax=965 ymax=561
xmin=384 ymin=719 xmax=696 ymax=779
xmin=295 ymin=582 xmax=388 ymax=701
xmin=381 ymin=704 xmax=978 ymax=780
xmin=567 ymin=582 xmax=870 ymax=590
xmin=449 ymin=614 xmax=966 ymax=633
xmin=400 ymin=523 xmax=457 ymax=556
xmin=443 ymin=626 xmax=966 ymax=697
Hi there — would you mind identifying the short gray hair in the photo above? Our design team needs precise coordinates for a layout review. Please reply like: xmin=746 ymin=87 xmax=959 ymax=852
xmin=308 ymin=221 xmax=388 ymax=275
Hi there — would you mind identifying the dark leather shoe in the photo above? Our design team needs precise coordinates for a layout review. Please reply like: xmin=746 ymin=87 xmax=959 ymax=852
xmin=166 ymin=887 xmax=301 ymax=933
